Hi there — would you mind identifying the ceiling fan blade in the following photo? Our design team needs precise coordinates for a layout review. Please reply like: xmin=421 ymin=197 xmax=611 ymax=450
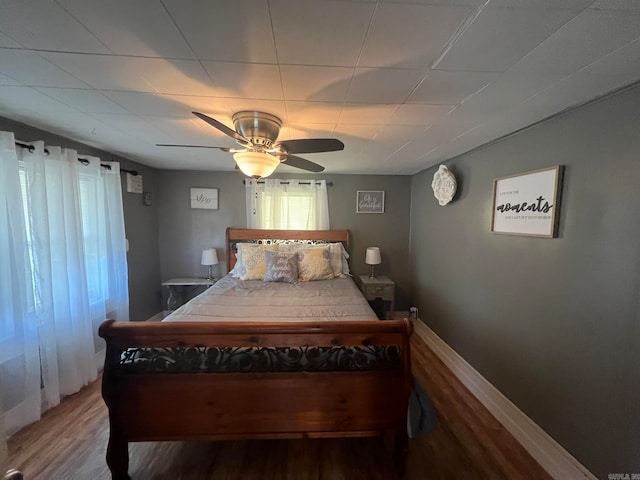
xmin=281 ymin=154 xmax=325 ymax=173
xmin=192 ymin=111 xmax=251 ymax=146
xmin=156 ymin=143 xmax=232 ymax=152
xmin=275 ymin=138 xmax=344 ymax=154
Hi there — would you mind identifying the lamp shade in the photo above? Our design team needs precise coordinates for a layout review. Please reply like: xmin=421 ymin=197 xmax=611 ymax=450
xmin=233 ymin=151 xmax=280 ymax=178
xmin=201 ymin=248 xmax=218 ymax=266
xmin=365 ymin=247 xmax=381 ymax=265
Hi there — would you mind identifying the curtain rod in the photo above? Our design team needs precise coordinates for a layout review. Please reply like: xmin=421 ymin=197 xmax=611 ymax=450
xmin=242 ymin=180 xmax=333 ymax=186
xmin=15 ymin=141 xmax=138 ymax=176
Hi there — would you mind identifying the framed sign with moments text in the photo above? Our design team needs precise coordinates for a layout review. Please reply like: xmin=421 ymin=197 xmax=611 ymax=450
xmin=491 ymin=166 xmax=563 ymax=238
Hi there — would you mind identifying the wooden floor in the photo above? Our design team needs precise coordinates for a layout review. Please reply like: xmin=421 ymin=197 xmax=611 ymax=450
xmin=7 ymin=320 xmax=551 ymax=480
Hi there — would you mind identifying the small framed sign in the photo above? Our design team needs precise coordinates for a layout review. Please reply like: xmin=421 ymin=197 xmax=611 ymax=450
xmin=190 ymin=188 xmax=219 ymax=210
xmin=491 ymin=166 xmax=563 ymax=238
xmin=356 ymin=190 xmax=385 ymax=214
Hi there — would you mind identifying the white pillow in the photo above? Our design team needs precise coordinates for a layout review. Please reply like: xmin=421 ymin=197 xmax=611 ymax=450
xmin=339 ymin=243 xmax=351 ymax=276
xmin=229 ymin=251 xmax=243 ymax=278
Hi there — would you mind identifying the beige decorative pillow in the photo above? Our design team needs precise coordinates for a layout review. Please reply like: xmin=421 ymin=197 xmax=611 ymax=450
xmin=280 ymin=242 xmax=347 ymax=278
xmin=297 ymin=246 xmax=334 ymax=281
xmin=237 ymin=244 xmax=274 ymax=281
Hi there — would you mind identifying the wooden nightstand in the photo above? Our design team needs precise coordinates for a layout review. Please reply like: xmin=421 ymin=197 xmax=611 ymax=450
xmin=358 ymin=275 xmax=395 ymax=320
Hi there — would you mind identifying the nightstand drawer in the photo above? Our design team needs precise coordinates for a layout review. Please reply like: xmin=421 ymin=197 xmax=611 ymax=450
xmin=363 ymin=284 xmax=394 ymax=301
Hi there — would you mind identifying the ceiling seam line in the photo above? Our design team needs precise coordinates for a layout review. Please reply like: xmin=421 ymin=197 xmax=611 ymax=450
xmin=336 ymin=1 xmax=379 ymax=126
xmin=398 ymin=0 xmax=492 ymax=109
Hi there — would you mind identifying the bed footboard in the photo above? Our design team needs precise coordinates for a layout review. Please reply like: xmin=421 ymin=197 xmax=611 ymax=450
xmin=99 ymin=319 xmax=413 ymax=479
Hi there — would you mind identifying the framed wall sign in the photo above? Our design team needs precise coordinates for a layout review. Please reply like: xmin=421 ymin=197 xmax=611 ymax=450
xmin=491 ymin=166 xmax=563 ymax=238
xmin=356 ymin=190 xmax=385 ymax=213
xmin=190 ymin=188 xmax=219 ymax=210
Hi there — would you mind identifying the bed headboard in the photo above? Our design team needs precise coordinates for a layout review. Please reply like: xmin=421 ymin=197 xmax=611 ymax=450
xmin=225 ymin=228 xmax=351 ymax=273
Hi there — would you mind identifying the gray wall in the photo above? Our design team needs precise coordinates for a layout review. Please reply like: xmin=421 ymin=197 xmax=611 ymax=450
xmin=409 ymin=84 xmax=640 ymax=477
xmin=156 ymin=171 xmax=412 ymax=309
xmin=0 ymin=117 xmax=162 ymax=322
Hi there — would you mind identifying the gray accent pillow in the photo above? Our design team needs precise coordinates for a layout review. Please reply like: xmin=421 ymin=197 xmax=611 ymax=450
xmin=263 ymin=250 xmax=299 ymax=283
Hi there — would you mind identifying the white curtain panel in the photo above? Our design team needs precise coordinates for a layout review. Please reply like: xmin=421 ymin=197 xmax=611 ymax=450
xmin=0 ymin=132 xmax=42 ymax=449
xmin=0 ymin=132 xmax=129 ymax=445
xmin=246 ymin=179 xmax=330 ymax=230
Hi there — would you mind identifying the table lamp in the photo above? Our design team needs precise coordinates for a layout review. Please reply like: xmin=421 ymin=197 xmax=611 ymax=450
xmin=365 ymin=247 xmax=381 ymax=278
xmin=201 ymin=248 xmax=219 ymax=281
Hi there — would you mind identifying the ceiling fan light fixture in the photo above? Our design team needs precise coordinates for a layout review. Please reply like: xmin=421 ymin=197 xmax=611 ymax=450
xmin=233 ymin=151 xmax=280 ymax=178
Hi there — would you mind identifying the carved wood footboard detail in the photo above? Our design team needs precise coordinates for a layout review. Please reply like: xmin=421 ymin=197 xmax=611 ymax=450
xmin=99 ymin=319 xmax=413 ymax=479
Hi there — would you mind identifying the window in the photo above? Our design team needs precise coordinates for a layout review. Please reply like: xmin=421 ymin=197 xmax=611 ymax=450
xmin=246 ymin=179 xmax=330 ymax=230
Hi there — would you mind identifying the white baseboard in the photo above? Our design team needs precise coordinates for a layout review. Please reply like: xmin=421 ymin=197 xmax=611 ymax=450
xmin=413 ymin=320 xmax=596 ymax=480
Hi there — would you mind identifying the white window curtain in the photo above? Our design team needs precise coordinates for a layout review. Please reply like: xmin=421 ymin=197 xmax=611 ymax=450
xmin=246 ymin=179 xmax=330 ymax=230
xmin=0 ymin=132 xmax=129 ymax=452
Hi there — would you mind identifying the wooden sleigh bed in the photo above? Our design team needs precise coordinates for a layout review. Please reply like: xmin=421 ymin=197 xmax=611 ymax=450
xmin=99 ymin=228 xmax=414 ymax=479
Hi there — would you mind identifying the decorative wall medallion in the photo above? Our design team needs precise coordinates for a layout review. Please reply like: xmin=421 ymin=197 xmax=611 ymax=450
xmin=431 ymin=165 xmax=457 ymax=206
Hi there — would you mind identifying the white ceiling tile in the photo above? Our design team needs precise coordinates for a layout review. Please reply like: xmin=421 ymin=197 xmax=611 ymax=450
xmin=449 ymin=119 xmax=514 ymax=149
xmin=346 ymin=68 xmax=425 ymax=104
xmin=41 ymin=112 xmax=137 ymax=149
xmin=37 ymin=53 xmax=154 ymax=91
xmin=0 ymin=0 xmax=109 ymax=53
xmin=56 ymin=0 xmax=195 ymax=58
xmin=0 ymin=50 xmax=89 ymax=88
xmin=372 ymin=125 xmax=428 ymax=154
xmin=435 ymin=7 xmax=581 ymax=72
xmin=0 ymin=73 xmax=23 ymax=86
xmin=359 ymin=3 xmax=472 ymax=68
xmin=285 ymin=124 xmax=338 ymax=141
xmin=286 ymin=101 xmax=342 ymax=124
xmin=581 ymin=39 xmax=640 ymax=76
xmin=386 ymin=130 xmax=440 ymax=163
xmin=461 ymin=71 xmax=568 ymax=110
xmin=338 ymin=104 xmax=398 ymax=125
xmin=333 ymin=124 xmax=378 ymax=142
xmin=0 ymin=86 xmax=79 ymax=113
xmin=270 ymin=0 xmax=374 ymax=66
xmin=1 ymin=0 xmax=639 ymax=175
xmin=523 ymin=72 xmax=640 ymax=118
xmin=163 ymin=0 xmax=277 ymax=63
xmin=38 ymin=53 xmax=216 ymax=95
xmin=140 ymin=115 xmax=234 ymax=147
xmin=408 ymin=70 xmax=497 ymax=104
xmin=201 ymin=62 xmax=283 ymax=100
xmin=426 ymin=109 xmax=487 ymax=137
xmin=133 ymin=59 xmax=217 ymax=95
xmin=589 ymin=0 xmax=640 ymax=12
xmin=102 ymin=91 xmax=231 ymax=118
xmin=280 ymin=66 xmax=353 ymax=102
xmin=224 ymin=99 xmax=288 ymax=123
xmin=88 ymin=113 xmax=164 ymax=143
xmin=0 ymin=33 xmax=22 ymax=48
xmin=380 ymin=0 xmax=482 ymax=5
xmin=511 ymin=9 xmax=640 ymax=74
xmin=102 ymin=91 xmax=190 ymax=116
xmin=36 ymin=88 xmax=128 ymax=114
xmin=391 ymin=104 xmax=457 ymax=126
xmin=490 ymin=0 xmax=594 ymax=8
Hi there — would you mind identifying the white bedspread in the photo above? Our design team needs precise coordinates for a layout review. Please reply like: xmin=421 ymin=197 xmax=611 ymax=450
xmin=163 ymin=275 xmax=378 ymax=322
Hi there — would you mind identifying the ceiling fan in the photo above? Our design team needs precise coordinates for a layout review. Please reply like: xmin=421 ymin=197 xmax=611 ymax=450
xmin=157 ymin=111 xmax=345 ymax=178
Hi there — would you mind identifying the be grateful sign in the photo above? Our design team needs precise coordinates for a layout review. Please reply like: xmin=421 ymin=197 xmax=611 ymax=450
xmin=356 ymin=190 xmax=385 ymax=213
xmin=491 ymin=166 xmax=563 ymax=238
